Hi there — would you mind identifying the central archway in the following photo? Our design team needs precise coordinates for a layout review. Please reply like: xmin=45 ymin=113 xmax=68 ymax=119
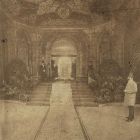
xmin=39 ymin=31 xmax=89 ymax=81
xmin=51 ymin=39 xmax=77 ymax=80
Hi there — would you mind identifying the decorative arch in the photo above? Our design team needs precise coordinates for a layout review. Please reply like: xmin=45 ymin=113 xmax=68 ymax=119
xmin=51 ymin=38 xmax=77 ymax=56
xmin=39 ymin=30 xmax=90 ymax=50
xmin=38 ymin=30 xmax=90 ymax=79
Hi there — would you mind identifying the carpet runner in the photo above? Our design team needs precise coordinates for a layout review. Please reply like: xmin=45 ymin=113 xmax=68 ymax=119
xmin=35 ymin=81 xmax=85 ymax=140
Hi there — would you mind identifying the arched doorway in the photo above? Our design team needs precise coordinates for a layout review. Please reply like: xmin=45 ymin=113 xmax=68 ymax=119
xmin=51 ymin=39 xmax=77 ymax=80
xmin=58 ymin=57 xmax=72 ymax=79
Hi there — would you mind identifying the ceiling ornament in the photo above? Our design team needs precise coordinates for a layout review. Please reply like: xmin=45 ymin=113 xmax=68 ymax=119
xmin=1 ymin=0 xmax=92 ymax=26
xmin=57 ymin=5 xmax=71 ymax=19
xmin=37 ymin=0 xmax=90 ymax=16
xmin=37 ymin=0 xmax=58 ymax=15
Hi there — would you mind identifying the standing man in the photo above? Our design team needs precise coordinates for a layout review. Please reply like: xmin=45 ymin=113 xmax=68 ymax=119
xmin=124 ymin=73 xmax=138 ymax=122
xmin=54 ymin=63 xmax=58 ymax=80
xmin=47 ymin=62 xmax=51 ymax=81
xmin=39 ymin=61 xmax=47 ymax=82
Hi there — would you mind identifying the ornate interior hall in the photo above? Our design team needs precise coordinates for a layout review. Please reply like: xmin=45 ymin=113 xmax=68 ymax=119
xmin=1 ymin=0 xmax=140 ymax=140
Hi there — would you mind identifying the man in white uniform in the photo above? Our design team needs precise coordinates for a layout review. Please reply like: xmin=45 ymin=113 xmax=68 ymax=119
xmin=124 ymin=73 xmax=138 ymax=122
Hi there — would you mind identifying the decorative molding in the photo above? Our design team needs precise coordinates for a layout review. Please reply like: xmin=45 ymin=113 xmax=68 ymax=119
xmin=1 ymin=0 xmax=92 ymax=27
xmin=37 ymin=0 xmax=90 ymax=16
xmin=57 ymin=5 xmax=71 ymax=19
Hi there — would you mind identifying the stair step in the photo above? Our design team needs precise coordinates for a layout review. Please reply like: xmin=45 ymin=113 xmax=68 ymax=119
xmin=72 ymin=93 xmax=93 ymax=95
xmin=73 ymin=98 xmax=95 ymax=102
xmin=29 ymin=83 xmax=52 ymax=106
xmin=72 ymin=95 xmax=95 ymax=97
xmin=27 ymin=101 xmax=50 ymax=106
xmin=39 ymin=84 xmax=52 ymax=86
xmin=72 ymin=88 xmax=92 ymax=90
xmin=72 ymin=90 xmax=92 ymax=92
xmin=72 ymin=97 xmax=95 ymax=99
xmin=72 ymin=96 xmax=95 ymax=99
xmin=35 ymin=85 xmax=52 ymax=87
xmin=71 ymin=84 xmax=90 ymax=86
xmin=72 ymin=93 xmax=94 ymax=95
xmin=27 ymin=102 xmax=50 ymax=106
xmin=71 ymin=82 xmax=96 ymax=107
xmin=30 ymin=93 xmax=51 ymax=96
xmin=31 ymin=92 xmax=51 ymax=94
xmin=72 ymin=86 xmax=92 ymax=88
xmin=73 ymin=101 xmax=98 ymax=106
xmin=30 ymin=95 xmax=50 ymax=97
xmin=33 ymin=88 xmax=51 ymax=93
xmin=30 ymin=98 xmax=50 ymax=101
xmin=31 ymin=91 xmax=51 ymax=94
xmin=30 ymin=94 xmax=50 ymax=98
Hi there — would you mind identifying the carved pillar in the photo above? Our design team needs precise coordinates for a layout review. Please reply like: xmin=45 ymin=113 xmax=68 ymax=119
xmin=76 ymin=42 xmax=88 ymax=80
xmin=82 ymin=45 xmax=88 ymax=77
xmin=34 ymin=42 xmax=40 ymax=77
xmin=31 ymin=32 xmax=42 ymax=77
xmin=89 ymin=28 xmax=97 ymax=70
xmin=76 ymin=44 xmax=81 ymax=78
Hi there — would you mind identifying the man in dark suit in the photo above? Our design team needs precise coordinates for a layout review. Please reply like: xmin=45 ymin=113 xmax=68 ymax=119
xmin=39 ymin=61 xmax=47 ymax=82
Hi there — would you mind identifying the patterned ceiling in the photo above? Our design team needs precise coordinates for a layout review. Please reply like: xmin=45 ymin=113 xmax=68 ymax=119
xmin=0 ymin=0 xmax=135 ymax=27
xmin=37 ymin=0 xmax=90 ymax=16
xmin=2 ymin=0 xmax=91 ymax=16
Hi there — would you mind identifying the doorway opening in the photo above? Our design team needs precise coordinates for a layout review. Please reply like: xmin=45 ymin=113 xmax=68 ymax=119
xmin=51 ymin=39 xmax=77 ymax=81
xmin=51 ymin=56 xmax=76 ymax=80
xmin=58 ymin=57 xmax=72 ymax=80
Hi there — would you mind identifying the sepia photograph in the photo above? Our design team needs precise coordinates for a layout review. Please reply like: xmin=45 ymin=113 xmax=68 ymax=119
xmin=0 ymin=0 xmax=140 ymax=140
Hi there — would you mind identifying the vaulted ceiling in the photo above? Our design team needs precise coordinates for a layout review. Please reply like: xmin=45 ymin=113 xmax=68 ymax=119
xmin=0 ymin=0 xmax=139 ymax=27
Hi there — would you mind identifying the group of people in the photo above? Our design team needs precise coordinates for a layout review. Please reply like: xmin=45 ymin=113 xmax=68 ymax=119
xmin=39 ymin=61 xmax=51 ymax=82
xmin=39 ymin=60 xmax=58 ymax=82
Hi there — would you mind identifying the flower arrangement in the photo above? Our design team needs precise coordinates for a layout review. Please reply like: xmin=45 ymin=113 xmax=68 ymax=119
xmin=2 ymin=59 xmax=33 ymax=101
xmin=92 ymin=59 xmax=127 ymax=103
xmin=96 ymin=76 xmax=126 ymax=103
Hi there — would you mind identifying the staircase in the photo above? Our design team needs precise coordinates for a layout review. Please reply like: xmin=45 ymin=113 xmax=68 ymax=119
xmin=27 ymin=82 xmax=52 ymax=106
xmin=71 ymin=82 xmax=97 ymax=107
